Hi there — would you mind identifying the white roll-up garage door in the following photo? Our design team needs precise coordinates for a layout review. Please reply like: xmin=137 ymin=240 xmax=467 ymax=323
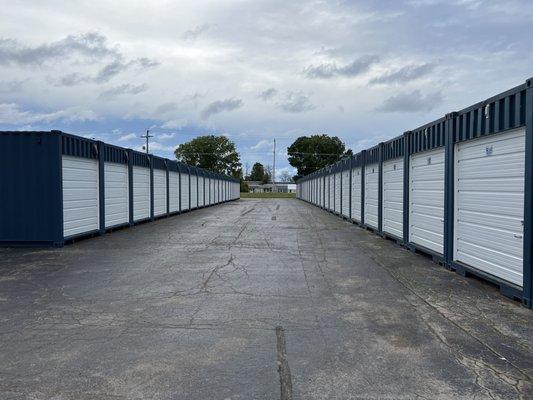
xmin=209 ymin=179 xmax=214 ymax=205
xmin=169 ymin=171 xmax=179 ymax=213
xmin=327 ymin=175 xmax=333 ymax=210
xmin=454 ymin=128 xmax=525 ymax=286
xmin=62 ymin=156 xmax=100 ymax=237
xmin=334 ymin=172 xmax=341 ymax=213
xmin=198 ymin=176 xmax=205 ymax=207
xmin=341 ymin=169 xmax=350 ymax=217
xmin=351 ymin=167 xmax=362 ymax=222
xmin=409 ymin=147 xmax=445 ymax=254
xmin=190 ymin=174 xmax=198 ymax=209
xmin=319 ymin=178 xmax=323 ymax=207
xmin=215 ymin=180 xmax=219 ymax=203
xmin=364 ymin=163 xmax=379 ymax=229
xmin=133 ymin=166 xmax=151 ymax=222
xmin=382 ymin=158 xmax=404 ymax=239
xmin=104 ymin=162 xmax=128 ymax=228
xmin=180 ymin=172 xmax=190 ymax=211
xmin=153 ymin=169 xmax=167 ymax=217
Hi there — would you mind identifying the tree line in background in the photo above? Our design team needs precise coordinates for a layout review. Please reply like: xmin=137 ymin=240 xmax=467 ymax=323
xmin=173 ymin=133 xmax=351 ymax=191
xmin=174 ymin=135 xmax=242 ymax=178
xmin=287 ymin=134 xmax=352 ymax=181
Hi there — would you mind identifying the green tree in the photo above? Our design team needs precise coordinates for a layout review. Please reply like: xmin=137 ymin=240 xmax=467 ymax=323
xmin=174 ymin=135 xmax=241 ymax=175
xmin=249 ymin=162 xmax=265 ymax=181
xmin=287 ymin=134 xmax=350 ymax=180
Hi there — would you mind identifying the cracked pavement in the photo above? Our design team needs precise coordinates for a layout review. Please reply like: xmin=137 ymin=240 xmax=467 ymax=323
xmin=0 ymin=198 xmax=532 ymax=399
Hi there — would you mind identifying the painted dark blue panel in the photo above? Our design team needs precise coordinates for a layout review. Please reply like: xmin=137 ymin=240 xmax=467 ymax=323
xmin=131 ymin=151 xmax=150 ymax=167
xmin=103 ymin=143 xmax=128 ymax=164
xmin=168 ymin=160 xmax=179 ymax=172
xmin=0 ymin=131 xmax=63 ymax=245
xmin=152 ymin=156 xmax=167 ymax=170
xmin=366 ymin=145 xmax=380 ymax=164
xmin=454 ymin=85 xmax=527 ymax=143
xmin=383 ymin=135 xmax=404 ymax=161
xmin=61 ymin=132 xmax=98 ymax=159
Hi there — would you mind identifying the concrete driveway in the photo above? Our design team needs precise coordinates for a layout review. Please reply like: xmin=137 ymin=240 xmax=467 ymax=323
xmin=1 ymin=198 xmax=532 ymax=399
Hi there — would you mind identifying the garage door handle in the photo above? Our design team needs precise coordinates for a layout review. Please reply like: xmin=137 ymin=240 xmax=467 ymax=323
xmin=514 ymin=234 xmax=523 ymax=239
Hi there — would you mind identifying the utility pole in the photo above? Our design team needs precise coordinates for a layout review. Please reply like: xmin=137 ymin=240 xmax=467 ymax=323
xmin=272 ymin=138 xmax=276 ymax=191
xmin=141 ymin=129 xmax=153 ymax=154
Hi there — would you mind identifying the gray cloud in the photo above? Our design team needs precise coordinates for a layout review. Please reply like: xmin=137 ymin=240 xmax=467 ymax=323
xmin=94 ymin=60 xmax=127 ymax=83
xmin=377 ymin=90 xmax=443 ymax=113
xmin=258 ymin=88 xmax=278 ymax=101
xmin=0 ymin=32 xmax=119 ymax=66
xmin=134 ymin=57 xmax=160 ymax=69
xmin=183 ymin=24 xmax=211 ymax=40
xmin=0 ymin=33 xmax=159 ymax=88
xmin=304 ymin=56 xmax=380 ymax=79
xmin=155 ymin=102 xmax=177 ymax=115
xmin=51 ymin=57 xmax=159 ymax=86
xmin=200 ymin=98 xmax=243 ymax=119
xmin=52 ymin=73 xmax=90 ymax=87
xmin=370 ymin=63 xmax=435 ymax=85
xmin=278 ymin=92 xmax=315 ymax=113
xmin=0 ymin=80 xmax=24 ymax=93
xmin=0 ymin=102 xmax=98 ymax=124
xmin=99 ymin=83 xmax=148 ymax=99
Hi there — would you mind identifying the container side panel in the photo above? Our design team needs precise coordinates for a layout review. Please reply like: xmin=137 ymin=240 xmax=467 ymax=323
xmin=454 ymin=128 xmax=525 ymax=286
xmin=409 ymin=148 xmax=445 ymax=254
xmin=62 ymin=156 xmax=99 ymax=237
xmin=382 ymin=157 xmax=404 ymax=239
xmin=104 ymin=162 xmax=129 ymax=228
xmin=0 ymin=133 xmax=62 ymax=243
xmin=133 ymin=166 xmax=151 ymax=221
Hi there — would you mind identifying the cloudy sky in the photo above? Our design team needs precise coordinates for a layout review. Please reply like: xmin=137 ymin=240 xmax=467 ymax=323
xmin=1 ymin=0 xmax=532 ymax=179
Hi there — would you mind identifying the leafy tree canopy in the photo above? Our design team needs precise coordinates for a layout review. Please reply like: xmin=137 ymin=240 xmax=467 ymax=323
xmin=249 ymin=162 xmax=266 ymax=181
xmin=174 ymin=135 xmax=241 ymax=176
xmin=287 ymin=134 xmax=350 ymax=180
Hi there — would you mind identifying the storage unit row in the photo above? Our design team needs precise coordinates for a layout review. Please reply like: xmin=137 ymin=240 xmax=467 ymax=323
xmin=0 ymin=131 xmax=240 ymax=247
xmin=297 ymin=78 xmax=533 ymax=308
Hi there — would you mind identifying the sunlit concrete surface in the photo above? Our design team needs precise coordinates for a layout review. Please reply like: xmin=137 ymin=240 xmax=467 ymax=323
xmin=1 ymin=199 xmax=532 ymax=399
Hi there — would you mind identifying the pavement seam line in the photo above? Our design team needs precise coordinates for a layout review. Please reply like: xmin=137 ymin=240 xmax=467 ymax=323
xmin=276 ymin=326 xmax=293 ymax=400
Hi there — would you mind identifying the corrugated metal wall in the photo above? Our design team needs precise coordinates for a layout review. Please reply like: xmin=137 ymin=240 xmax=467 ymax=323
xmin=296 ymin=79 xmax=533 ymax=307
xmin=0 ymin=131 xmax=239 ymax=247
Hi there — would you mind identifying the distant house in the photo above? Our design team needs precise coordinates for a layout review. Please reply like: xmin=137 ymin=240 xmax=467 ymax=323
xmin=245 ymin=181 xmax=296 ymax=193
